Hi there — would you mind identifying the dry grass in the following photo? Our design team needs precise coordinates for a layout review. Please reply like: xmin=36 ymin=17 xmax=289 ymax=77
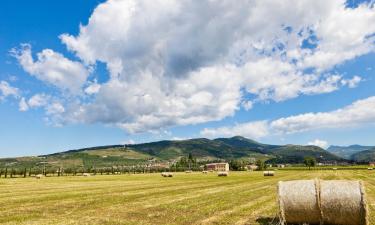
xmin=0 ymin=170 xmax=374 ymax=224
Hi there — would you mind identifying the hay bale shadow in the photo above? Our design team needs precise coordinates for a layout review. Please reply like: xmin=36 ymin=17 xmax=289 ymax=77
xmin=256 ymin=216 xmax=280 ymax=225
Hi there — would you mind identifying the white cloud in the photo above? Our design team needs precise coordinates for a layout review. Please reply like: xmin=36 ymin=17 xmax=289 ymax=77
xmin=46 ymin=102 xmax=65 ymax=115
xmin=11 ymin=44 xmax=89 ymax=94
xmin=307 ymin=139 xmax=329 ymax=149
xmin=27 ymin=94 xmax=50 ymax=108
xmin=0 ymin=81 xmax=19 ymax=100
xmin=121 ymin=139 xmax=136 ymax=145
xmin=73 ymin=65 xmax=242 ymax=133
xmin=18 ymin=98 xmax=29 ymax=111
xmin=299 ymin=2 xmax=375 ymax=71
xmin=171 ymin=137 xmax=189 ymax=141
xmin=341 ymin=75 xmax=362 ymax=88
xmin=12 ymin=0 xmax=375 ymax=133
xmin=270 ymin=96 xmax=375 ymax=134
xmin=202 ymin=96 xmax=375 ymax=138
xmin=84 ymin=81 xmax=101 ymax=95
xmin=240 ymin=59 xmax=345 ymax=102
xmin=241 ymin=100 xmax=253 ymax=111
xmin=201 ymin=121 xmax=269 ymax=139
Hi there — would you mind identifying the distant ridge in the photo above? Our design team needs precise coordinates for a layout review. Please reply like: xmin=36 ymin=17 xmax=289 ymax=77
xmin=351 ymin=147 xmax=375 ymax=162
xmin=327 ymin=145 xmax=374 ymax=159
xmin=0 ymin=136 xmax=346 ymax=169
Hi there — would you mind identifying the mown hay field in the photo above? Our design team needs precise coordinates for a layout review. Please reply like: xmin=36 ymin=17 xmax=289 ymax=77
xmin=0 ymin=170 xmax=374 ymax=225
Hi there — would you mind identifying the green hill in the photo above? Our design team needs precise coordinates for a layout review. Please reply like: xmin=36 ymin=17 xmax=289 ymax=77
xmin=127 ymin=137 xmax=265 ymax=160
xmin=351 ymin=148 xmax=375 ymax=163
xmin=266 ymin=145 xmax=343 ymax=164
xmin=0 ymin=136 xmax=347 ymax=169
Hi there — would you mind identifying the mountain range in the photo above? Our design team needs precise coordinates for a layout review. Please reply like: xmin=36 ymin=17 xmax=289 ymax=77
xmin=0 ymin=136 xmax=348 ymax=169
xmin=327 ymin=145 xmax=375 ymax=161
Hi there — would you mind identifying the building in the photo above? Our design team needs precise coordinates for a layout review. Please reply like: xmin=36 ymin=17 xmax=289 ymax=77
xmin=246 ymin=164 xmax=258 ymax=171
xmin=206 ymin=163 xmax=229 ymax=172
xmin=369 ymin=162 xmax=375 ymax=167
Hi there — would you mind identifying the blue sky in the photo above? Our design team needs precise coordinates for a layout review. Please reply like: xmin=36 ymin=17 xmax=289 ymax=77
xmin=0 ymin=0 xmax=374 ymax=157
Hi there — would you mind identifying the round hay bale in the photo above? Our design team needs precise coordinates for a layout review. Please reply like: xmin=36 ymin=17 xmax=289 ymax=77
xmin=320 ymin=180 xmax=367 ymax=225
xmin=278 ymin=179 xmax=368 ymax=225
xmin=161 ymin=172 xmax=173 ymax=177
xmin=218 ymin=171 xmax=228 ymax=177
xmin=263 ymin=171 xmax=274 ymax=176
xmin=185 ymin=170 xmax=192 ymax=173
xmin=83 ymin=173 xmax=91 ymax=177
xmin=35 ymin=174 xmax=44 ymax=179
xmin=367 ymin=168 xmax=373 ymax=170
xmin=278 ymin=180 xmax=321 ymax=224
xmin=202 ymin=171 xmax=208 ymax=174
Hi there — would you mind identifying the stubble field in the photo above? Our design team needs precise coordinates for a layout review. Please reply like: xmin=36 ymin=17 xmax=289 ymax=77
xmin=0 ymin=170 xmax=374 ymax=225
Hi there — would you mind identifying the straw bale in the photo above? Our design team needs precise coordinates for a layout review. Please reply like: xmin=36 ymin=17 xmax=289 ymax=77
xmin=278 ymin=179 xmax=368 ymax=225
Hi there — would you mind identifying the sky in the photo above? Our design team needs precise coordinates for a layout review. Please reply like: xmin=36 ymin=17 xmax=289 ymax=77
xmin=0 ymin=0 xmax=374 ymax=157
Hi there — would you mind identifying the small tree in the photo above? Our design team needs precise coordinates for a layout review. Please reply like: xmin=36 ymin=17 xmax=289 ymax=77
xmin=255 ymin=159 xmax=266 ymax=171
xmin=304 ymin=156 xmax=317 ymax=170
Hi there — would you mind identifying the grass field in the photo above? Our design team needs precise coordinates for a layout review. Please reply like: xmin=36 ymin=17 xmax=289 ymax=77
xmin=0 ymin=170 xmax=374 ymax=225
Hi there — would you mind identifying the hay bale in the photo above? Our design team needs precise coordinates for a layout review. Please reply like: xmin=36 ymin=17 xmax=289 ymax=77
xmin=333 ymin=167 xmax=338 ymax=170
xmin=320 ymin=180 xmax=367 ymax=225
xmin=161 ymin=172 xmax=173 ymax=177
xmin=263 ymin=171 xmax=274 ymax=176
xmin=278 ymin=180 xmax=321 ymax=224
xmin=367 ymin=168 xmax=373 ymax=170
xmin=185 ymin=170 xmax=192 ymax=173
xmin=202 ymin=171 xmax=208 ymax=174
xmin=83 ymin=173 xmax=91 ymax=177
xmin=218 ymin=171 xmax=228 ymax=177
xmin=35 ymin=174 xmax=44 ymax=179
xmin=278 ymin=179 xmax=368 ymax=225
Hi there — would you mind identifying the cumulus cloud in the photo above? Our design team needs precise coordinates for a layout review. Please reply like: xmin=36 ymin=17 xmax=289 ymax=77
xmin=18 ymin=98 xmax=29 ymax=111
xmin=27 ymin=94 xmax=50 ymax=108
xmin=74 ymin=65 xmax=242 ymax=133
xmin=307 ymin=139 xmax=329 ymax=149
xmin=241 ymin=100 xmax=253 ymax=111
xmin=270 ymin=96 xmax=375 ymax=134
xmin=0 ymin=81 xmax=19 ymax=101
xmin=84 ymin=81 xmax=101 ymax=95
xmin=46 ymin=102 xmax=65 ymax=115
xmin=201 ymin=121 xmax=269 ymax=139
xmin=12 ymin=0 xmax=375 ymax=132
xmin=11 ymin=44 xmax=89 ymax=94
xmin=202 ymin=96 xmax=375 ymax=138
xmin=341 ymin=75 xmax=362 ymax=88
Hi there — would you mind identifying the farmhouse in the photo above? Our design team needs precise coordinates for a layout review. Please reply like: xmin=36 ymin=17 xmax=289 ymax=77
xmin=206 ymin=163 xmax=229 ymax=172
xmin=246 ymin=164 xmax=258 ymax=171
